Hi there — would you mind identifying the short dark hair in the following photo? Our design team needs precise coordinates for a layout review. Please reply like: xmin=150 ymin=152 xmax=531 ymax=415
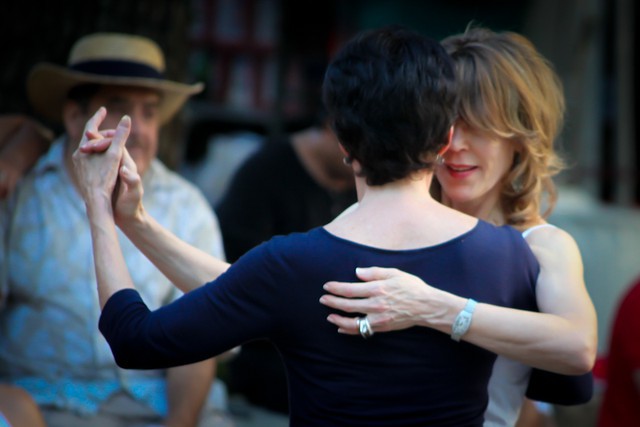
xmin=323 ymin=25 xmax=458 ymax=185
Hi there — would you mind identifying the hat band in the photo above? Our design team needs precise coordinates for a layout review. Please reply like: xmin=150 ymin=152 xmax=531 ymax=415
xmin=70 ymin=60 xmax=165 ymax=80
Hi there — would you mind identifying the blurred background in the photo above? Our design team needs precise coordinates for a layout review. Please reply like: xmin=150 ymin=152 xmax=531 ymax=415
xmin=1 ymin=0 xmax=638 ymax=425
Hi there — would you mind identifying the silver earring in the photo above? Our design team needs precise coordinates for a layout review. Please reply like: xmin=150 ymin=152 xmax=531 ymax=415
xmin=343 ymin=156 xmax=352 ymax=166
xmin=435 ymin=154 xmax=444 ymax=165
xmin=511 ymin=179 xmax=523 ymax=193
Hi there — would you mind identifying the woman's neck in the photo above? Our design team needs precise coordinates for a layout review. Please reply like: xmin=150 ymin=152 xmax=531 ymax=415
xmin=441 ymin=192 xmax=506 ymax=226
xmin=326 ymin=172 xmax=477 ymax=250
xmin=358 ymin=174 xmax=435 ymax=209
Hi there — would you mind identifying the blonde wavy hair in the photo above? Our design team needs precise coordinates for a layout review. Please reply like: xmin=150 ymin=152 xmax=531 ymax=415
xmin=440 ymin=26 xmax=566 ymax=226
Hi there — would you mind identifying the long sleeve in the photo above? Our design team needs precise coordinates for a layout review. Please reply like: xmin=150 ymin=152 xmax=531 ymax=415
xmin=99 ymin=241 xmax=288 ymax=369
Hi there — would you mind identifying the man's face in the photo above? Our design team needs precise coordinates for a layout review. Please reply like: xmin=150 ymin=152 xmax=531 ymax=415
xmin=72 ymin=86 xmax=162 ymax=176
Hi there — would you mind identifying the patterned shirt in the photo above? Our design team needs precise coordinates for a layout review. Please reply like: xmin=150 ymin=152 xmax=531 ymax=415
xmin=0 ymin=137 xmax=225 ymax=416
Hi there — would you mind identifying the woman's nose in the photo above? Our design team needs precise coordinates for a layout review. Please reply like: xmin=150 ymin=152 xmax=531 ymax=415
xmin=449 ymin=127 xmax=467 ymax=151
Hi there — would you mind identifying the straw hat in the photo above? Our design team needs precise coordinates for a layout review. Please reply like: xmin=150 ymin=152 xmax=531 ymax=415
xmin=27 ymin=32 xmax=204 ymax=124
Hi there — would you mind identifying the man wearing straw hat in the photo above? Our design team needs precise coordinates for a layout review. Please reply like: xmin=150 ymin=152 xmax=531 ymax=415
xmin=0 ymin=33 xmax=232 ymax=427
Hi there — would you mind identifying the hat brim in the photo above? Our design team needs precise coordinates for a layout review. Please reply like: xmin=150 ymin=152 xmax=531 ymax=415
xmin=27 ymin=63 xmax=204 ymax=125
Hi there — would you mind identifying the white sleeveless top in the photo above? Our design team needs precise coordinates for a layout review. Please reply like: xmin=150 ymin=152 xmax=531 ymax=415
xmin=483 ymin=224 xmax=555 ymax=427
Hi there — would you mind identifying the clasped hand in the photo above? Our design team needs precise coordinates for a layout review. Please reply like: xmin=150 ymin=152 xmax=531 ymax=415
xmin=72 ymin=107 xmax=143 ymax=222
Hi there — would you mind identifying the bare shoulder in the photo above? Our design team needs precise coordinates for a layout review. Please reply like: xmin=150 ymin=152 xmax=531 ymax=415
xmin=525 ymin=225 xmax=582 ymax=265
xmin=525 ymin=224 xmax=576 ymax=246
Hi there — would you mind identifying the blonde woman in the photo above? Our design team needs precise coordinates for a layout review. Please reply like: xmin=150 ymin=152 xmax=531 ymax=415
xmin=319 ymin=27 xmax=597 ymax=426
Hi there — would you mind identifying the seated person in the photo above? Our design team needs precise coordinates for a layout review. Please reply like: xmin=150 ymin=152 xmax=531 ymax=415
xmin=0 ymin=32 xmax=231 ymax=427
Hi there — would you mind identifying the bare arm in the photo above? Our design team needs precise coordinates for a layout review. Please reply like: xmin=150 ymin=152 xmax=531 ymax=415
xmin=79 ymin=136 xmax=230 ymax=293
xmin=73 ymin=109 xmax=135 ymax=308
xmin=76 ymin=114 xmax=230 ymax=425
xmin=165 ymin=360 xmax=215 ymax=427
xmin=114 ymin=153 xmax=230 ymax=291
xmin=460 ymin=228 xmax=596 ymax=373
xmin=320 ymin=227 xmax=597 ymax=374
xmin=0 ymin=115 xmax=53 ymax=199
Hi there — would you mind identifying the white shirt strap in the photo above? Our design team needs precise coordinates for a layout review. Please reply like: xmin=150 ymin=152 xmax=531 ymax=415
xmin=521 ymin=223 xmax=556 ymax=239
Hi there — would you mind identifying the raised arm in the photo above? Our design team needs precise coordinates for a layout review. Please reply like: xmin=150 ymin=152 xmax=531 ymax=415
xmin=80 ymin=127 xmax=230 ymax=293
xmin=113 ymin=158 xmax=230 ymax=291
xmin=73 ymin=108 xmax=135 ymax=308
xmin=320 ymin=227 xmax=597 ymax=375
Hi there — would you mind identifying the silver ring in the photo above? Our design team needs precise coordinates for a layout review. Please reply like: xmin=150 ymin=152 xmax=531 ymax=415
xmin=357 ymin=316 xmax=374 ymax=339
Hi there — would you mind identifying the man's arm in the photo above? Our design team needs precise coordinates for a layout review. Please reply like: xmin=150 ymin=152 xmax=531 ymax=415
xmin=0 ymin=115 xmax=54 ymax=199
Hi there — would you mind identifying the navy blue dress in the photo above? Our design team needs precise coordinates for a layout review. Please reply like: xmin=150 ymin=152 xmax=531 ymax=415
xmin=100 ymin=220 xmax=539 ymax=426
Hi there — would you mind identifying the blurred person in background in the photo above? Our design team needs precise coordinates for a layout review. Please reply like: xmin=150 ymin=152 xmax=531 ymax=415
xmin=0 ymin=32 xmax=232 ymax=427
xmin=215 ymin=105 xmax=356 ymax=414
xmin=597 ymin=275 xmax=640 ymax=427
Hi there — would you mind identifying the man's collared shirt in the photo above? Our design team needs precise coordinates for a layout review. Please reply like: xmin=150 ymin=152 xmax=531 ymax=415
xmin=0 ymin=138 xmax=225 ymax=415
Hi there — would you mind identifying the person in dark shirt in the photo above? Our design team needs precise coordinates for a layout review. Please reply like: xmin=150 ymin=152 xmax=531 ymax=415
xmin=216 ymin=117 xmax=356 ymax=263
xmin=215 ymin=113 xmax=356 ymax=413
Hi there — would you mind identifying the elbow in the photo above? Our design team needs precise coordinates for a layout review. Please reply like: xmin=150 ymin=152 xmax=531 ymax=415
xmin=111 ymin=345 xmax=141 ymax=369
xmin=569 ymin=354 xmax=595 ymax=376
xmin=565 ymin=333 xmax=598 ymax=375
xmin=107 ymin=338 xmax=150 ymax=369
xmin=581 ymin=339 xmax=598 ymax=374
xmin=112 ymin=350 xmax=157 ymax=370
xmin=556 ymin=313 xmax=598 ymax=375
xmin=108 ymin=339 xmax=173 ymax=370
xmin=114 ymin=355 xmax=137 ymax=369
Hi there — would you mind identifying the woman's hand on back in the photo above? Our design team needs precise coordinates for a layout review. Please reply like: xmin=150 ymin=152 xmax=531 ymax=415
xmin=320 ymin=267 xmax=459 ymax=334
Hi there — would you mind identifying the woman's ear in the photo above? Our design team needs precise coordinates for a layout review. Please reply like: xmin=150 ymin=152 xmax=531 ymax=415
xmin=338 ymin=143 xmax=352 ymax=165
xmin=338 ymin=143 xmax=349 ymax=158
